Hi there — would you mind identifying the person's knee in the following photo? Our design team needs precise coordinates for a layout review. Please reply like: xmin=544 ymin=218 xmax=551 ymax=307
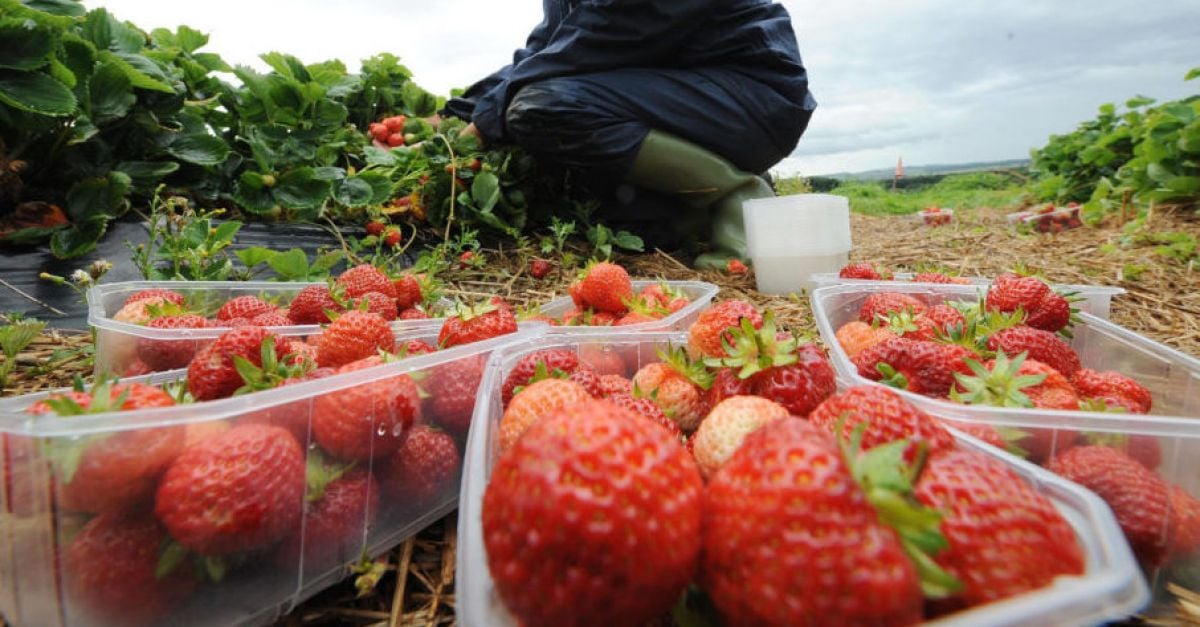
xmin=506 ymin=81 xmax=574 ymax=144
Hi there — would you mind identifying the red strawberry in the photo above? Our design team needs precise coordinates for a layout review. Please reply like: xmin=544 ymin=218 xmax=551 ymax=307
xmin=692 ymin=395 xmax=790 ymax=478
xmin=597 ymin=373 xmax=632 ymax=397
xmin=275 ymin=463 xmax=380 ymax=571
xmin=530 ymin=258 xmax=552 ymax=279
xmin=687 ymin=299 xmax=763 ymax=358
xmin=365 ymin=220 xmax=386 ymax=236
xmin=834 ymin=320 xmax=898 ymax=359
xmin=883 ymin=308 xmax=938 ymax=341
xmin=911 ymin=271 xmax=971 ymax=285
xmin=702 ymin=419 xmax=925 ymax=625
xmin=499 ymin=378 xmax=593 ymax=452
xmin=483 ymin=399 xmax=703 ymax=627
xmin=136 ymin=314 xmax=209 ymax=371
xmin=1072 ymin=368 xmax=1152 ymax=414
xmin=316 ymin=309 xmax=395 ymax=368
xmin=123 ymin=288 xmax=185 ymax=308
xmin=858 ymin=292 xmax=927 ymax=324
xmin=350 ymin=290 xmax=399 ymax=321
xmin=392 ymin=273 xmax=425 ymax=310
xmin=605 ymin=391 xmax=681 ymax=438
xmin=395 ymin=338 xmax=437 ymax=357
xmin=287 ymin=284 xmax=342 ymax=325
xmin=437 ymin=301 xmax=517 ymax=348
xmin=381 ymin=425 xmax=461 ymax=511
xmin=155 ymin=424 xmax=306 ymax=555
xmin=853 ymin=337 xmax=974 ymax=398
xmin=382 ymin=227 xmax=402 ymax=247
xmin=250 ymin=310 xmax=290 ymax=327
xmin=458 ymin=250 xmax=476 ymax=268
xmin=65 ymin=512 xmax=198 ymax=627
xmin=426 ymin=354 xmax=486 ymax=440
xmin=986 ymin=273 xmax=1071 ymax=333
xmin=749 ymin=343 xmax=837 ymax=416
xmin=987 ymin=326 xmax=1080 ymax=378
xmin=838 ymin=262 xmax=891 ymax=280
xmin=1048 ymin=445 xmax=1176 ymax=567
xmin=925 ymin=303 xmax=967 ymax=333
xmin=398 ymin=307 xmax=431 ymax=320
xmin=725 ymin=259 xmax=749 ymax=274
xmin=915 ymin=449 xmax=1084 ymax=612
xmin=187 ymin=326 xmax=288 ymax=401
xmin=631 ymin=348 xmax=711 ymax=433
xmin=705 ymin=366 xmax=756 ymax=408
xmin=575 ymin=261 xmax=634 ymax=315
xmin=809 ymin=386 xmax=955 ymax=456
xmin=216 ymin=295 xmax=275 ymax=323
xmin=311 ymin=356 xmax=421 ymax=461
xmin=1170 ymin=485 xmax=1200 ymax=555
xmin=336 ymin=264 xmax=396 ymax=299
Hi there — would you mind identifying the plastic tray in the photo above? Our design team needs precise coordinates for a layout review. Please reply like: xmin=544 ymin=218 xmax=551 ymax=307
xmin=813 ymin=282 xmax=1200 ymax=597
xmin=456 ymin=332 xmax=1148 ymax=627
xmin=808 ymin=273 xmax=1125 ymax=321
xmin=0 ymin=325 xmax=544 ymax=627
xmin=537 ymin=280 xmax=718 ymax=334
xmin=916 ymin=208 xmax=954 ymax=226
xmin=1007 ymin=206 xmax=1083 ymax=233
xmin=87 ymin=280 xmax=450 ymax=376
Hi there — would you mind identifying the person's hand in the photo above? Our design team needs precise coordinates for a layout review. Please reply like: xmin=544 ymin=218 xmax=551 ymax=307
xmin=459 ymin=122 xmax=483 ymax=147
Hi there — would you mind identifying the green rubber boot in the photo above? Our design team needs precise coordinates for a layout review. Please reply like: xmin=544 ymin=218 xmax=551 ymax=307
xmin=624 ymin=130 xmax=775 ymax=269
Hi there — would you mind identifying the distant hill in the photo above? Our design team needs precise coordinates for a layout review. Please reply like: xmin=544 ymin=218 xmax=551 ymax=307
xmin=828 ymin=158 xmax=1031 ymax=181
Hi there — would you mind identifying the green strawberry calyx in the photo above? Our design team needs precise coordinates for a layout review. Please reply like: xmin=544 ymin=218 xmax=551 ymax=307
xmin=704 ymin=312 xmax=797 ymax=380
xmin=233 ymin=335 xmax=312 ymax=395
xmin=950 ymin=352 xmax=1044 ymax=408
xmin=660 ymin=344 xmax=714 ymax=391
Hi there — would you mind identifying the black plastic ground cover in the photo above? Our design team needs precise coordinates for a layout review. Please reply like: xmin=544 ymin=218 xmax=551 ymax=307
xmin=0 ymin=217 xmax=387 ymax=330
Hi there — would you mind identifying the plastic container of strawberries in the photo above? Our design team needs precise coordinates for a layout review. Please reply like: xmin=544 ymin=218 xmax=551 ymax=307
xmin=916 ymin=207 xmax=954 ymax=226
xmin=1006 ymin=206 xmax=1084 ymax=233
xmin=87 ymin=280 xmax=451 ymax=376
xmin=812 ymin=282 xmax=1200 ymax=602
xmin=456 ymin=331 xmax=1149 ymax=627
xmin=537 ymin=280 xmax=718 ymax=333
xmin=0 ymin=324 xmax=544 ymax=627
xmin=807 ymin=273 xmax=1125 ymax=321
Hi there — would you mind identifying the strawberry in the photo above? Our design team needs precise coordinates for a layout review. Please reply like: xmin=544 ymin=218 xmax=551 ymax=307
xmin=530 ymin=258 xmax=552 ymax=279
xmin=437 ymin=300 xmax=517 ymax=348
xmin=566 ymin=364 xmax=604 ymax=398
xmin=749 ymin=343 xmax=837 ymax=416
xmin=112 ymin=296 xmax=172 ymax=325
xmin=155 ymin=424 xmax=306 ymax=555
xmin=809 ymin=386 xmax=955 ymax=456
xmin=350 ymin=290 xmax=399 ymax=321
xmin=597 ymin=373 xmax=632 ymax=397
xmin=384 ymin=115 xmax=406 ymax=132
xmin=915 ymin=449 xmax=1084 ymax=612
xmin=858 ymin=292 xmax=927 ymax=324
xmin=381 ymin=424 xmax=461 ymax=511
xmin=834 ymin=320 xmax=898 ymax=359
xmin=316 ymin=309 xmax=395 ymax=368
xmin=398 ymin=307 xmax=431 ymax=320
xmin=392 ymin=273 xmax=425 ymax=310
xmin=483 ymin=399 xmax=703 ymax=627
xmin=287 ymin=284 xmax=341 ymax=324
xmin=631 ymin=347 xmax=711 ymax=433
xmin=853 ymin=337 xmax=974 ymax=398
xmin=1048 ymin=445 xmax=1176 ymax=567
xmin=250 ymin=310 xmax=290 ymax=327
xmin=458 ymin=250 xmax=476 ymax=268
xmin=687 ymin=299 xmax=763 ymax=359
xmin=986 ymin=326 xmax=1080 ymax=378
xmin=702 ymin=419 xmax=931 ymax=626
xmin=1081 ymin=432 xmax=1162 ymax=470
xmin=615 ymin=311 xmax=659 ymax=326
xmin=568 ymin=280 xmax=585 ymax=308
xmin=216 ymin=295 xmax=275 ymax=323
xmin=986 ymin=273 xmax=1071 ymax=333
xmin=952 ymin=352 xmax=1079 ymax=410
xmin=925 ymin=303 xmax=967 ymax=333
xmin=578 ymin=343 xmax=631 ymax=376
xmin=336 ymin=264 xmax=396 ymax=299
xmin=499 ymin=378 xmax=592 ymax=451
xmin=275 ymin=459 xmax=379 ymax=571
xmin=187 ymin=326 xmax=288 ymax=401
xmin=884 ymin=308 xmax=938 ymax=341
xmin=910 ymin=271 xmax=971 ymax=285
xmin=838 ymin=262 xmax=891 ymax=280
xmin=575 ymin=261 xmax=634 ymax=315
xmin=136 ymin=316 xmax=209 ymax=370
xmin=65 ymin=512 xmax=198 ymax=627
xmin=425 ymin=354 xmax=486 ymax=440
xmin=605 ymin=391 xmax=681 ymax=438
xmin=382 ymin=227 xmax=402 ymax=247
xmin=365 ymin=220 xmax=386 ymax=236
xmin=691 ymin=395 xmax=790 ymax=479
xmin=1072 ymin=368 xmax=1152 ymax=414
xmin=725 ymin=258 xmax=749 ymax=274
xmin=938 ymin=419 xmax=1010 ymax=451
xmin=311 ymin=356 xmax=421 ymax=461
xmin=395 ymin=338 xmax=437 ymax=357
xmin=704 ymin=366 xmax=755 ymax=407
xmin=1170 ymin=485 xmax=1200 ymax=555
xmin=123 ymin=288 xmax=185 ymax=308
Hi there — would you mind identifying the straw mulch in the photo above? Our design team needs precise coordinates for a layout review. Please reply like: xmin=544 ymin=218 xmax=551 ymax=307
xmin=3 ymin=204 xmax=1199 ymax=626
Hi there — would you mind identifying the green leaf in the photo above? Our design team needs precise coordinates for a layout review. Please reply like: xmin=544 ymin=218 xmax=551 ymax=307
xmin=0 ymin=224 xmax=64 ymax=244
xmin=0 ymin=17 xmax=55 ymax=70
xmin=88 ymin=60 xmax=135 ymax=124
xmin=333 ymin=176 xmax=374 ymax=207
xmin=50 ymin=216 xmax=107 ymax=259
xmin=1166 ymin=176 xmax=1200 ymax=194
xmin=65 ymin=172 xmax=131 ymax=222
xmin=471 ymin=172 xmax=500 ymax=213
xmin=613 ymin=230 xmax=645 ymax=252
xmin=310 ymin=250 xmax=343 ymax=275
xmin=1126 ymin=95 xmax=1156 ymax=109
xmin=21 ymin=0 xmax=86 ymax=16
xmin=356 ymin=171 xmax=393 ymax=204
xmin=311 ymin=166 xmax=345 ymax=182
xmin=235 ymin=246 xmax=277 ymax=269
xmin=260 ymin=51 xmax=311 ymax=83
xmin=166 ymin=133 xmax=230 ymax=166
xmin=233 ymin=172 xmax=276 ymax=214
xmin=273 ymin=168 xmax=331 ymax=210
xmin=59 ymin=34 xmax=96 ymax=83
xmin=170 ymin=25 xmax=207 ymax=53
xmin=96 ymin=50 xmax=173 ymax=94
xmin=115 ymin=160 xmax=179 ymax=191
xmin=212 ymin=220 xmax=241 ymax=245
xmin=0 ymin=70 xmax=76 ymax=115
xmin=180 ymin=217 xmax=209 ymax=248
xmin=267 ymin=248 xmax=310 ymax=280
xmin=1186 ymin=67 xmax=1200 ymax=81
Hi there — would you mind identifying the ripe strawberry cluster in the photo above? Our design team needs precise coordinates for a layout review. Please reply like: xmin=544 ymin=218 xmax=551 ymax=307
xmin=24 ymin=290 xmax=522 ymax=625
xmin=112 ymin=264 xmax=439 ymax=375
xmin=521 ymin=261 xmax=693 ymax=326
xmin=366 ymin=115 xmax=413 ymax=148
xmin=838 ymin=261 xmax=973 ymax=284
xmin=1011 ymin=202 xmax=1084 ymax=233
xmin=833 ymin=275 xmax=1200 ymax=571
xmin=919 ymin=206 xmax=953 ymax=226
xmin=482 ymin=301 xmax=1092 ymax=625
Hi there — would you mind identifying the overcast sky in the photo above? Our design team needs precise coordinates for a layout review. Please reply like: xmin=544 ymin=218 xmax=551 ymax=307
xmin=97 ymin=0 xmax=1198 ymax=176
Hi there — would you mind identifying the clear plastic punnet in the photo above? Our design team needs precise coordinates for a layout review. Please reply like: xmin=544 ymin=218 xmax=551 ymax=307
xmin=88 ymin=280 xmax=451 ymax=376
xmin=0 ymin=325 xmax=543 ymax=627
xmin=537 ymin=280 xmax=718 ymax=333
xmin=812 ymin=282 xmax=1200 ymax=603
xmin=456 ymin=331 xmax=1149 ymax=627
xmin=808 ymin=273 xmax=1125 ymax=321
